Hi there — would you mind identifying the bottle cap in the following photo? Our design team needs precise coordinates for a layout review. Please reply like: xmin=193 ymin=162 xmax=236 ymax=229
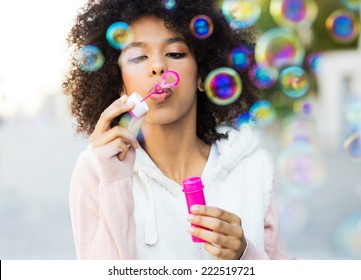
xmin=127 ymin=92 xmax=149 ymax=118
xmin=182 ymin=177 xmax=204 ymax=193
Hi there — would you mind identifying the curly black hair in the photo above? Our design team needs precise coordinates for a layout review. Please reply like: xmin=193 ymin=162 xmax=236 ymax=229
xmin=63 ymin=0 xmax=259 ymax=144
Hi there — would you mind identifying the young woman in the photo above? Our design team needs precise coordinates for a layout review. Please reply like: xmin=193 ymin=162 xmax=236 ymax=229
xmin=63 ymin=0 xmax=287 ymax=260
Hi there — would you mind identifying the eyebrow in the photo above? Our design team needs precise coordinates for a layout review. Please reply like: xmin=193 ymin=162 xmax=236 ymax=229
xmin=123 ymin=37 xmax=188 ymax=51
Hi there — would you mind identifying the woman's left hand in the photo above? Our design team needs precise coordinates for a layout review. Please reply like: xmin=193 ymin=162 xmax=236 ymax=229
xmin=187 ymin=205 xmax=247 ymax=260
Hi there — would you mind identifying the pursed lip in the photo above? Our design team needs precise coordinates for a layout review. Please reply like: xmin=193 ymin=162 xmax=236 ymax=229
xmin=149 ymin=88 xmax=172 ymax=103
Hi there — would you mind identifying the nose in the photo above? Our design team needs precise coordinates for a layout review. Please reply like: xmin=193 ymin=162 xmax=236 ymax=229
xmin=149 ymin=56 xmax=167 ymax=76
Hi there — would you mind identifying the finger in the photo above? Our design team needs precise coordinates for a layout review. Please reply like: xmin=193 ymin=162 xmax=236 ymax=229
xmin=93 ymin=95 xmax=135 ymax=135
xmin=190 ymin=205 xmax=242 ymax=225
xmin=91 ymin=126 xmax=139 ymax=149
xmin=188 ymin=225 xmax=242 ymax=251
xmin=204 ymin=242 xmax=239 ymax=260
xmin=187 ymin=214 xmax=243 ymax=239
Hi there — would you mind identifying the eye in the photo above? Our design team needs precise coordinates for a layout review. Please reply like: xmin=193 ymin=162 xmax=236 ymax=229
xmin=129 ymin=55 xmax=147 ymax=63
xmin=167 ymin=52 xmax=186 ymax=59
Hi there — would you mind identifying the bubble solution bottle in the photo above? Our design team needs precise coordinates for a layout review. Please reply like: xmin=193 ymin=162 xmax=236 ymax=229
xmin=182 ymin=176 xmax=207 ymax=243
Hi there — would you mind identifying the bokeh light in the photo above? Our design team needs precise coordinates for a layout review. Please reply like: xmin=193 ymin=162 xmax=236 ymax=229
xmin=293 ymin=98 xmax=315 ymax=116
xmin=227 ymin=44 xmax=254 ymax=70
xmin=279 ymin=66 xmax=310 ymax=98
xmin=306 ymin=51 xmax=323 ymax=75
xmin=334 ymin=211 xmax=361 ymax=258
xmin=255 ymin=27 xmax=305 ymax=69
xmin=326 ymin=9 xmax=360 ymax=43
xmin=339 ymin=0 xmax=361 ymax=12
xmin=249 ymin=100 xmax=277 ymax=127
xmin=235 ymin=112 xmax=257 ymax=128
xmin=221 ymin=0 xmax=261 ymax=29
xmin=204 ymin=67 xmax=242 ymax=106
xmin=189 ymin=15 xmax=214 ymax=39
xmin=106 ymin=21 xmax=133 ymax=50
xmin=75 ymin=45 xmax=104 ymax=72
xmin=270 ymin=0 xmax=318 ymax=29
xmin=162 ymin=0 xmax=177 ymax=10
xmin=249 ymin=64 xmax=279 ymax=89
xmin=280 ymin=119 xmax=317 ymax=146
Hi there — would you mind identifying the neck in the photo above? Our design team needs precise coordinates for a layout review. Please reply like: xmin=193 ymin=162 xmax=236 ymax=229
xmin=141 ymin=115 xmax=210 ymax=185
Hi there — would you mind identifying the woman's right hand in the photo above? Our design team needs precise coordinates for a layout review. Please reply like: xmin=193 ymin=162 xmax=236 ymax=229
xmin=89 ymin=95 xmax=140 ymax=161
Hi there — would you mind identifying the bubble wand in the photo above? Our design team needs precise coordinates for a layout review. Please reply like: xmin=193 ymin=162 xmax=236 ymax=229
xmin=127 ymin=70 xmax=180 ymax=118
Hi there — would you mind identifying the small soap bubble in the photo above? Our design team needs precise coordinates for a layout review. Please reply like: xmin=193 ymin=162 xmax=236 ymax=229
xmin=189 ymin=15 xmax=214 ymax=39
xmin=204 ymin=67 xmax=242 ymax=106
xmin=255 ymin=27 xmax=305 ymax=69
xmin=270 ymin=0 xmax=318 ymax=28
xmin=306 ymin=51 xmax=323 ymax=75
xmin=249 ymin=64 xmax=279 ymax=89
xmin=106 ymin=21 xmax=133 ymax=50
xmin=221 ymin=0 xmax=261 ymax=29
xmin=162 ymin=0 xmax=176 ymax=10
xmin=293 ymin=98 xmax=314 ymax=116
xmin=334 ymin=212 xmax=361 ymax=258
xmin=326 ymin=9 xmax=360 ymax=43
xmin=279 ymin=66 xmax=310 ymax=98
xmin=76 ymin=45 xmax=104 ymax=72
xmin=339 ymin=0 xmax=361 ymax=12
xmin=343 ymin=132 xmax=361 ymax=159
xmin=249 ymin=100 xmax=277 ymax=127
xmin=228 ymin=44 xmax=254 ymax=70
xmin=277 ymin=142 xmax=326 ymax=195
xmin=235 ymin=112 xmax=257 ymax=127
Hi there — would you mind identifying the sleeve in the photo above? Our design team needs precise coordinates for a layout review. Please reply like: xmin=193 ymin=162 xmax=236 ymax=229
xmin=240 ymin=190 xmax=293 ymax=260
xmin=69 ymin=146 xmax=137 ymax=259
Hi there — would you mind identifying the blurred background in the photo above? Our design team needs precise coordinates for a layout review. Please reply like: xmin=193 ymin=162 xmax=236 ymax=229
xmin=0 ymin=0 xmax=360 ymax=259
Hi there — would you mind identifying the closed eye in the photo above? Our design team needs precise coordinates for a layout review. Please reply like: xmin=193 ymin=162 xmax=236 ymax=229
xmin=129 ymin=56 xmax=147 ymax=63
xmin=166 ymin=52 xmax=186 ymax=59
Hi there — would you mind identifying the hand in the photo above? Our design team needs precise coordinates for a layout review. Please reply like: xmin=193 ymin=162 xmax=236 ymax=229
xmin=89 ymin=95 xmax=140 ymax=161
xmin=187 ymin=205 xmax=247 ymax=260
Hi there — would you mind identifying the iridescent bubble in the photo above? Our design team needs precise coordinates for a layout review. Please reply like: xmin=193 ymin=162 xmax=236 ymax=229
xmin=326 ymin=9 xmax=360 ymax=43
xmin=189 ymin=15 xmax=214 ymax=39
xmin=249 ymin=100 xmax=277 ymax=127
xmin=204 ymin=67 xmax=242 ymax=106
xmin=277 ymin=142 xmax=326 ymax=195
xmin=106 ymin=21 xmax=133 ymax=50
xmin=280 ymin=118 xmax=317 ymax=146
xmin=279 ymin=66 xmax=310 ymax=98
xmin=293 ymin=98 xmax=315 ymax=116
xmin=334 ymin=212 xmax=361 ymax=258
xmin=270 ymin=0 xmax=318 ymax=28
xmin=343 ymin=132 xmax=361 ymax=159
xmin=249 ymin=64 xmax=279 ymax=89
xmin=221 ymin=0 xmax=261 ymax=29
xmin=306 ymin=51 xmax=323 ymax=75
xmin=255 ymin=27 xmax=305 ymax=69
xmin=162 ymin=0 xmax=176 ymax=10
xmin=235 ymin=112 xmax=257 ymax=127
xmin=228 ymin=44 xmax=254 ymax=70
xmin=76 ymin=45 xmax=104 ymax=72
xmin=339 ymin=0 xmax=361 ymax=12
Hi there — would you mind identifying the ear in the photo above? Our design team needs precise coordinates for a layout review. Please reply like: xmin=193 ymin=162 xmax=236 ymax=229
xmin=197 ymin=77 xmax=205 ymax=92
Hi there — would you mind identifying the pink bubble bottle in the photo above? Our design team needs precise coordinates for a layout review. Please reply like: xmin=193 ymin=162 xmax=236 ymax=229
xmin=182 ymin=176 xmax=207 ymax=243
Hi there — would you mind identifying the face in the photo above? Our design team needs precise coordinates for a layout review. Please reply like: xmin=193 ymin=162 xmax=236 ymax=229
xmin=118 ymin=16 xmax=199 ymax=125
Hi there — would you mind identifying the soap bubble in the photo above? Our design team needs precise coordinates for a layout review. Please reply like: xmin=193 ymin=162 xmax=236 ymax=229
xmin=221 ymin=0 xmax=261 ymax=29
xmin=334 ymin=212 xmax=361 ymax=258
xmin=162 ymin=0 xmax=176 ymax=10
xmin=293 ymin=98 xmax=315 ymax=116
xmin=204 ymin=67 xmax=242 ymax=106
xmin=189 ymin=15 xmax=214 ymax=39
xmin=279 ymin=66 xmax=310 ymax=98
xmin=249 ymin=64 xmax=279 ymax=89
xmin=76 ymin=45 xmax=104 ymax=72
xmin=106 ymin=21 xmax=133 ymax=50
xmin=343 ymin=132 xmax=361 ymax=159
xmin=326 ymin=9 xmax=360 ymax=43
xmin=228 ymin=44 xmax=254 ymax=70
xmin=249 ymin=100 xmax=277 ymax=127
xmin=339 ymin=0 xmax=361 ymax=12
xmin=270 ymin=0 xmax=318 ymax=28
xmin=235 ymin=112 xmax=257 ymax=127
xmin=255 ymin=27 xmax=305 ymax=69
xmin=306 ymin=51 xmax=323 ymax=75
xmin=277 ymin=142 xmax=326 ymax=195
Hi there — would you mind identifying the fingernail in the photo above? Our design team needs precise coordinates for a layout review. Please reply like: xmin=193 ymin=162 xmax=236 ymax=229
xmin=190 ymin=205 xmax=200 ymax=212
xmin=187 ymin=214 xmax=194 ymax=222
